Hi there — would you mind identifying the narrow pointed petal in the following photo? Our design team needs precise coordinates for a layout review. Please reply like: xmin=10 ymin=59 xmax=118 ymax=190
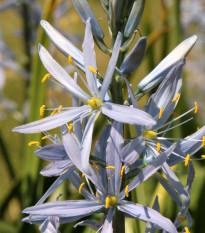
xmin=74 ymin=220 xmax=102 ymax=231
xmin=35 ymin=144 xmax=68 ymax=161
xmin=81 ymin=112 xmax=98 ymax=175
xmin=118 ymin=201 xmax=177 ymax=233
xmin=40 ymin=20 xmax=85 ymax=70
xmin=12 ymin=106 xmax=91 ymax=133
xmin=106 ymin=121 xmax=123 ymax=196
xmin=186 ymin=161 xmax=195 ymax=194
xmin=23 ymin=200 xmax=104 ymax=217
xmin=120 ymin=37 xmax=147 ymax=75
xmin=144 ymin=58 xmax=185 ymax=129
xmin=72 ymin=0 xmax=104 ymax=39
xmin=102 ymin=102 xmax=156 ymax=126
xmin=119 ymin=144 xmax=175 ymax=199
xmin=138 ymin=35 xmax=197 ymax=93
xmin=102 ymin=208 xmax=115 ymax=233
xmin=40 ymin=160 xmax=73 ymax=177
xmin=100 ymin=32 xmax=122 ymax=99
xmin=38 ymin=44 xmax=90 ymax=101
xmin=82 ymin=18 xmax=98 ymax=97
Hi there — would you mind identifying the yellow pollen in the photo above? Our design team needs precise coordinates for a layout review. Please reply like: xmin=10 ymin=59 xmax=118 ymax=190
xmin=88 ymin=97 xmax=102 ymax=109
xmin=42 ymin=73 xmax=50 ymax=83
xmin=93 ymin=163 xmax=99 ymax=172
xmin=185 ymin=154 xmax=190 ymax=166
xmin=40 ymin=105 xmax=46 ymax=116
xmin=184 ymin=227 xmax=190 ymax=233
xmin=197 ymin=127 xmax=200 ymax=131
xmin=194 ymin=101 xmax=198 ymax=114
xmin=50 ymin=109 xmax=58 ymax=116
xmin=159 ymin=107 xmax=163 ymax=119
xmin=106 ymin=166 xmax=116 ymax=169
xmin=41 ymin=135 xmax=50 ymax=140
xmin=157 ymin=141 xmax=161 ymax=152
xmin=28 ymin=141 xmax=40 ymax=146
xmin=120 ymin=165 xmax=125 ymax=178
xmin=201 ymin=155 xmax=205 ymax=159
xmin=82 ymin=173 xmax=85 ymax=178
xmin=58 ymin=105 xmax=62 ymax=113
xmin=109 ymin=196 xmax=118 ymax=206
xmin=172 ymin=111 xmax=179 ymax=117
xmin=142 ymin=131 xmax=156 ymax=140
xmin=88 ymin=66 xmax=97 ymax=74
xmin=78 ymin=182 xmax=85 ymax=194
xmin=129 ymin=162 xmax=132 ymax=166
xmin=97 ymin=200 xmax=99 ymax=204
xmin=105 ymin=196 xmax=110 ymax=209
xmin=95 ymin=192 xmax=98 ymax=198
xmin=202 ymin=136 xmax=205 ymax=147
xmin=177 ymin=216 xmax=185 ymax=222
xmin=172 ymin=93 xmax=180 ymax=103
xmin=125 ymin=185 xmax=129 ymax=197
xmin=68 ymin=55 xmax=74 ymax=65
xmin=68 ymin=123 xmax=73 ymax=134
xmin=108 ymin=177 xmax=110 ymax=180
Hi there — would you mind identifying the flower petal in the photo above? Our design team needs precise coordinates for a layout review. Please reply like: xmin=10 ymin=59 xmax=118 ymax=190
xmin=82 ymin=18 xmax=99 ymax=97
xmin=40 ymin=20 xmax=85 ymax=70
xmin=12 ymin=106 xmax=91 ymax=133
xmin=138 ymin=35 xmax=197 ymax=93
xmin=102 ymin=102 xmax=156 ymax=126
xmin=102 ymin=208 xmax=115 ymax=233
xmin=39 ymin=216 xmax=60 ymax=233
xmin=118 ymin=201 xmax=177 ymax=233
xmin=38 ymin=44 xmax=90 ymax=101
xmin=100 ymin=32 xmax=122 ymax=99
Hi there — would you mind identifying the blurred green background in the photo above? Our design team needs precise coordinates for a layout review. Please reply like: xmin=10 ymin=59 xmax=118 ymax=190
xmin=0 ymin=0 xmax=205 ymax=232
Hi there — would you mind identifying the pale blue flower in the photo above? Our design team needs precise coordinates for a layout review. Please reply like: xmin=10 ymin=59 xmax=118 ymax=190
xmin=13 ymin=18 xmax=156 ymax=174
xmin=22 ymin=122 xmax=177 ymax=233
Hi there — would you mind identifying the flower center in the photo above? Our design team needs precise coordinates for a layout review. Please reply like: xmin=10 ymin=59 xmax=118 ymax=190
xmin=142 ymin=130 xmax=156 ymax=140
xmin=88 ymin=97 xmax=102 ymax=109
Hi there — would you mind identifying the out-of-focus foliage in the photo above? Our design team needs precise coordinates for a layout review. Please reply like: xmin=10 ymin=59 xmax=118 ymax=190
xmin=0 ymin=0 xmax=204 ymax=233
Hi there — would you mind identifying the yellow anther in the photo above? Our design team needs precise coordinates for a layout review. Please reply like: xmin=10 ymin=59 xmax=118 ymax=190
xmin=202 ymin=136 xmax=205 ymax=148
xmin=185 ymin=154 xmax=190 ymax=166
xmin=78 ymin=182 xmax=85 ymax=194
xmin=82 ymin=173 xmax=85 ymax=178
xmin=172 ymin=93 xmax=180 ymax=103
xmin=142 ymin=131 xmax=156 ymax=140
xmin=120 ymin=165 xmax=125 ymax=178
xmin=110 ymin=196 xmax=118 ymax=206
xmin=184 ymin=227 xmax=190 ymax=233
xmin=68 ymin=55 xmax=74 ymax=65
xmin=95 ymin=192 xmax=98 ymax=198
xmin=159 ymin=107 xmax=163 ymax=119
xmin=157 ymin=141 xmax=161 ymax=152
xmin=194 ymin=101 xmax=198 ymax=114
xmin=105 ymin=196 xmax=110 ymax=209
xmin=177 ymin=216 xmax=185 ymax=222
xmin=40 ymin=105 xmax=46 ymax=117
xmin=68 ymin=123 xmax=73 ymax=134
xmin=197 ymin=126 xmax=200 ymax=131
xmin=172 ymin=111 xmax=179 ymax=117
xmin=106 ymin=166 xmax=116 ymax=169
xmin=125 ymin=185 xmax=129 ymax=197
xmin=42 ymin=73 xmax=50 ymax=83
xmin=88 ymin=66 xmax=97 ymax=74
xmin=201 ymin=155 xmax=205 ymax=159
xmin=97 ymin=200 xmax=99 ymax=204
xmin=41 ymin=135 xmax=50 ymax=140
xmin=58 ymin=105 xmax=62 ymax=113
xmin=93 ymin=163 xmax=99 ymax=172
xmin=28 ymin=141 xmax=40 ymax=146
xmin=50 ymin=109 xmax=58 ymax=116
xmin=129 ymin=162 xmax=132 ymax=166
xmin=88 ymin=97 xmax=102 ymax=109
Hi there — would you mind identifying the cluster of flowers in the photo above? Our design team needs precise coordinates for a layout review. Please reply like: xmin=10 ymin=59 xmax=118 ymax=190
xmin=13 ymin=1 xmax=205 ymax=232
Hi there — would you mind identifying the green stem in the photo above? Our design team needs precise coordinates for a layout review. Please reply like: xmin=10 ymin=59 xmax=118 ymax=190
xmin=113 ymin=209 xmax=125 ymax=233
